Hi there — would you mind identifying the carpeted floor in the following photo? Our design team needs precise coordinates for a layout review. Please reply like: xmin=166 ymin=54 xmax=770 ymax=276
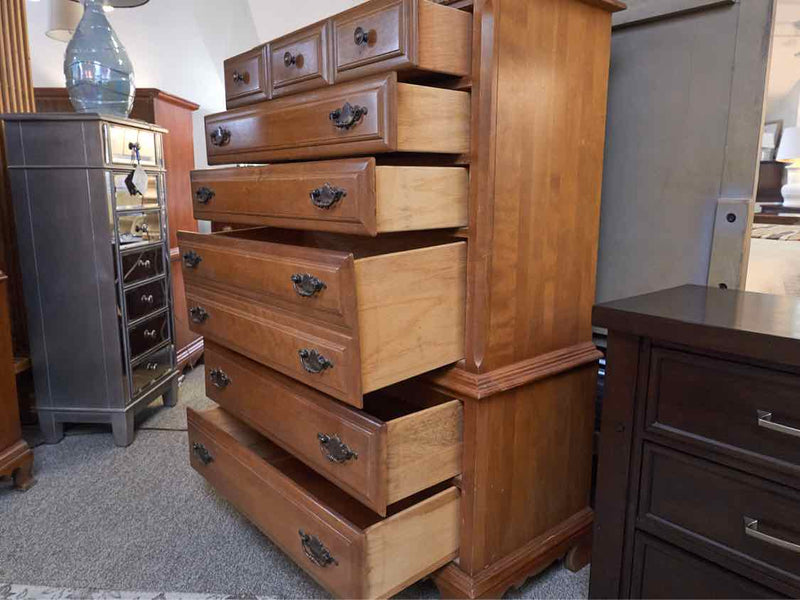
xmin=0 ymin=367 xmax=590 ymax=599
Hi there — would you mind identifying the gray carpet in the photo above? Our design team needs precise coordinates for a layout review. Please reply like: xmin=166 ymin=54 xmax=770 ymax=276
xmin=1 ymin=367 xmax=590 ymax=599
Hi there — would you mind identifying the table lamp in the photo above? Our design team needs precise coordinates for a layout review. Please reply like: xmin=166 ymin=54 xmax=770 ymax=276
xmin=777 ymin=126 xmax=800 ymax=208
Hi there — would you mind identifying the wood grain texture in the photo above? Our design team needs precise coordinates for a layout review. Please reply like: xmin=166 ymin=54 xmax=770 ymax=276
xmin=396 ymin=83 xmax=470 ymax=153
xmin=225 ymin=46 xmax=270 ymax=108
xmin=417 ymin=0 xmax=472 ymax=76
xmin=270 ymin=22 xmax=332 ymax=98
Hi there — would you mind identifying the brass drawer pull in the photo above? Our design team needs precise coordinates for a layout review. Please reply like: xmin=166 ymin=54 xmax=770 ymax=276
xmin=140 ymin=294 xmax=154 ymax=304
xmin=189 ymin=306 xmax=209 ymax=324
xmin=284 ymin=51 xmax=304 ymax=68
xmin=210 ymin=126 xmax=231 ymax=147
xmin=298 ymin=349 xmax=333 ymax=373
xmin=291 ymin=273 xmax=326 ymax=297
xmin=317 ymin=433 xmax=358 ymax=463
xmin=232 ymin=70 xmax=247 ymax=84
xmin=354 ymin=26 xmax=371 ymax=46
xmin=209 ymin=368 xmax=231 ymax=389
xmin=757 ymin=410 xmax=800 ymax=439
xmin=309 ymin=183 xmax=346 ymax=209
xmin=744 ymin=517 xmax=800 ymax=554
xmin=192 ymin=442 xmax=214 ymax=466
xmin=183 ymin=251 xmax=202 ymax=268
xmin=195 ymin=187 xmax=215 ymax=204
xmin=299 ymin=530 xmax=338 ymax=567
xmin=329 ymin=102 xmax=368 ymax=130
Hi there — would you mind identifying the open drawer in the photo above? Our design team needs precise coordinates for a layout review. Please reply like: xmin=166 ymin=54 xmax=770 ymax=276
xmin=204 ymin=341 xmax=462 ymax=515
xmin=188 ymin=406 xmax=460 ymax=599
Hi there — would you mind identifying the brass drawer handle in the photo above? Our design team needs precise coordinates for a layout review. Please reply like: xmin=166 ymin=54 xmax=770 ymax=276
xmin=744 ymin=517 xmax=800 ymax=555
xmin=210 ymin=126 xmax=231 ymax=147
xmin=209 ymin=368 xmax=231 ymax=389
xmin=291 ymin=273 xmax=326 ymax=297
xmin=329 ymin=102 xmax=368 ymax=130
xmin=195 ymin=187 xmax=215 ymax=204
xmin=354 ymin=26 xmax=371 ymax=46
xmin=298 ymin=349 xmax=333 ymax=374
xmin=317 ymin=433 xmax=358 ymax=463
xmin=189 ymin=306 xmax=209 ymax=324
xmin=309 ymin=183 xmax=346 ymax=209
xmin=192 ymin=442 xmax=214 ymax=466
xmin=299 ymin=530 xmax=338 ymax=567
xmin=232 ymin=70 xmax=247 ymax=84
xmin=284 ymin=51 xmax=304 ymax=68
xmin=183 ymin=251 xmax=202 ymax=268
xmin=757 ymin=410 xmax=800 ymax=439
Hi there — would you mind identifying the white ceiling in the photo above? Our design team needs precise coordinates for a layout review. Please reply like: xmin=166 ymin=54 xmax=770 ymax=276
xmin=767 ymin=0 xmax=800 ymax=102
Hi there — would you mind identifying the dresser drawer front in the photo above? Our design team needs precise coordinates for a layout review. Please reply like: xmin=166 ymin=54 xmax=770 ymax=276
xmin=124 ymin=277 xmax=168 ymax=322
xmin=117 ymin=210 xmax=163 ymax=246
xmin=120 ymin=246 xmax=165 ymax=287
xmin=128 ymin=311 xmax=169 ymax=359
xmin=225 ymin=47 xmax=268 ymax=107
xmin=185 ymin=284 xmax=361 ymax=405
xmin=130 ymin=344 xmax=173 ymax=399
xmin=204 ymin=342 xmax=462 ymax=515
xmin=270 ymin=23 xmax=331 ymax=97
xmin=334 ymin=0 xmax=408 ymax=76
xmin=188 ymin=407 xmax=460 ymax=599
xmin=640 ymin=444 xmax=800 ymax=584
xmin=111 ymin=171 xmax=160 ymax=210
xmin=105 ymin=124 xmax=159 ymax=167
xmin=647 ymin=348 xmax=800 ymax=478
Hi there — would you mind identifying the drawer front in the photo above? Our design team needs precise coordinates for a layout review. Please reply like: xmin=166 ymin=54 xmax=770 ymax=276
xmin=178 ymin=231 xmax=357 ymax=328
xmin=647 ymin=348 xmax=800 ymax=479
xmin=185 ymin=285 xmax=362 ymax=405
xmin=334 ymin=0 xmax=408 ymax=76
xmin=120 ymin=246 xmax=165 ymax=287
xmin=190 ymin=159 xmax=377 ymax=236
xmin=206 ymin=73 xmax=395 ymax=164
xmin=106 ymin=124 xmax=159 ymax=167
xmin=111 ymin=171 xmax=160 ymax=210
xmin=640 ymin=444 xmax=800 ymax=585
xmin=270 ymin=23 xmax=331 ymax=97
xmin=128 ymin=311 xmax=169 ymax=359
xmin=225 ymin=47 xmax=268 ymax=107
xmin=130 ymin=344 xmax=173 ymax=399
xmin=118 ymin=210 xmax=163 ymax=246
xmin=124 ymin=277 xmax=168 ymax=322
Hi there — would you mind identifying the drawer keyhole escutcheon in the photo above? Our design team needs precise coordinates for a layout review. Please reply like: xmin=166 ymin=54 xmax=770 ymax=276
xmin=192 ymin=442 xmax=214 ymax=466
xmin=195 ymin=187 xmax=215 ymax=204
xmin=291 ymin=273 xmax=327 ymax=297
xmin=299 ymin=530 xmax=338 ymax=567
xmin=354 ymin=26 xmax=371 ymax=46
xmin=317 ymin=433 xmax=358 ymax=463
xmin=299 ymin=349 xmax=333 ymax=373
xmin=209 ymin=368 xmax=232 ymax=389
xmin=210 ymin=126 xmax=231 ymax=147
xmin=329 ymin=102 xmax=368 ymax=130
xmin=189 ymin=306 xmax=209 ymax=324
xmin=309 ymin=183 xmax=346 ymax=209
xmin=183 ymin=251 xmax=202 ymax=268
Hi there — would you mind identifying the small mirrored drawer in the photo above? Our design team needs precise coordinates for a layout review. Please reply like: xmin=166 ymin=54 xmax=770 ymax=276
xmin=111 ymin=171 xmax=160 ymax=210
xmin=106 ymin=124 xmax=159 ymax=167
xmin=125 ymin=278 xmax=168 ymax=322
xmin=128 ymin=311 xmax=170 ymax=359
xmin=130 ymin=345 xmax=173 ymax=400
xmin=120 ymin=246 xmax=165 ymax=287
xmin=117 ymin=210 xmax=163 ymax=246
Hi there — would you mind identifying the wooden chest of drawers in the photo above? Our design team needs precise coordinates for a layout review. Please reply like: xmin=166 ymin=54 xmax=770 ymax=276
xmin=592 ymin=285 xmax=800 ymax=599
xmin=183 ymin=0 xmax=622 ymax=597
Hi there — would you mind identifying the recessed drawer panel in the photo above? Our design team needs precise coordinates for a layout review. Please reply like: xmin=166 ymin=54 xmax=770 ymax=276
xmin=120 ymin=246 xmax=165 ymax=287
xmin=106 ymin=124 xmax=158 ymax=167
xmin=270 ymin=23 xmax=331 ymax=97
xmin=205 ymin=72 xmax=470 ymax=164
xmin=639 ymin=444 xmax=800 ymax=586
xmin=117 ymin=210 xmax=163 ymax=246
xmin=189 ymin=158 xmax=468 ymax=236
xmin=334 ymin=0 xmax=405 ymax=75
xmin=188 ymin=407 xmax=460 ymax=599
xmin=204 ymin=342 xmax=462 ymax=515
xmin=124 ymin=277 xmax=168 ymax=322
xmin=130 ymin=344 xmax=173 ymax=399
xmin=646 ymin=348 xmax=800 ymax=481
xmin=111 ymin=171 xmax=160 ymax=210
xmin=224 ymin=46 xmax=269 ymax=108
xmin=128 ymin=311 xmax=169 ymax=359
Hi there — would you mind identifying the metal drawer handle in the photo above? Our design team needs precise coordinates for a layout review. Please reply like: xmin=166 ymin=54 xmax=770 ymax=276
xmin=744 ymin=517 xmax=800 ymax=555
xmin=354 ymin=26 xmax=371 ymax=46
xmin=192 ymin=442 xmax=214 ymax=466
xmin=291 ymin=273 xmax=326 ymax=297
xmin=183 ymin=251 xmax=202 ymax=268
xmin=137 ymin=259 xmax=152 ymax=269
xmin=309 ymin=183 xmax=346 ymax=209
xmin=284 ymin=51 xmax=303 ymax=68
xmin=210 ymin=126 xmax=231 ymax=147
xmin=209 ymin=368 xmax=231 ymax=389
xmin=317 ymin=433 xmax=358 ymax=463
xmin=195 ymin=187 xmax=215 ymax=204
xmin=143 ymin=329 xmax=157 ymax=339
xmin=189 ymin=306 xmax=209 ymax=324
xmin=757 ymin=410 xmax=800 ymax=439
xmin=140 ymin=294 xmax=154 ymax=304
xmin=145 ymin=361 xmax=159 ymax=371
xmin=329 ymin=102 xmax=368 ymax=130
xmin=232 ymin=70 xmax=247 ymax=84
xmin=298 ymin=349 xmax=333 ymax=374
xmin=135 ymin=223 xmax=149 ymax=233
xmin=299 ymin=530 xmax=338 ymax=567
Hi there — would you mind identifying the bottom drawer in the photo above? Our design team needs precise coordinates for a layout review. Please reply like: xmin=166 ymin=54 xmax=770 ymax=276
xmin=130 ymin=344 xmax=173 ymax=399
xmin=188 ymin=407 xmax=459 ymax=599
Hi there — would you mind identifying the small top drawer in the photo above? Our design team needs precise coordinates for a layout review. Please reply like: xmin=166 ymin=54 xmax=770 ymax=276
xmin=224 ymin=46 xmax=269 ymax=108
xmin=269 ymin=23 xmax=332 ymax=98
xmin=105 ymin=124 xmax=159 ymax=167
xmin=334 ymin=0 xmax=405 ymax=75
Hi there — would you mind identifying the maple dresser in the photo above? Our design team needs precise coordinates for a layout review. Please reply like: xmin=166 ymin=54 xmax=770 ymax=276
xmin=181 ymin=0 xmax=623 ymax=597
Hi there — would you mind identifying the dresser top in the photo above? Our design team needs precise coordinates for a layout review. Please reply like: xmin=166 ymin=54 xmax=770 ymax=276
xmin=594 ymin=285 xmax=800 ymax=368
xmin=1 ymin=112 xmax=167 ymax=133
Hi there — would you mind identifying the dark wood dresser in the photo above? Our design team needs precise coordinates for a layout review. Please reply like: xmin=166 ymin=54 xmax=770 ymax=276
xmin=592 ymin=285 xmax=800 ymax=599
